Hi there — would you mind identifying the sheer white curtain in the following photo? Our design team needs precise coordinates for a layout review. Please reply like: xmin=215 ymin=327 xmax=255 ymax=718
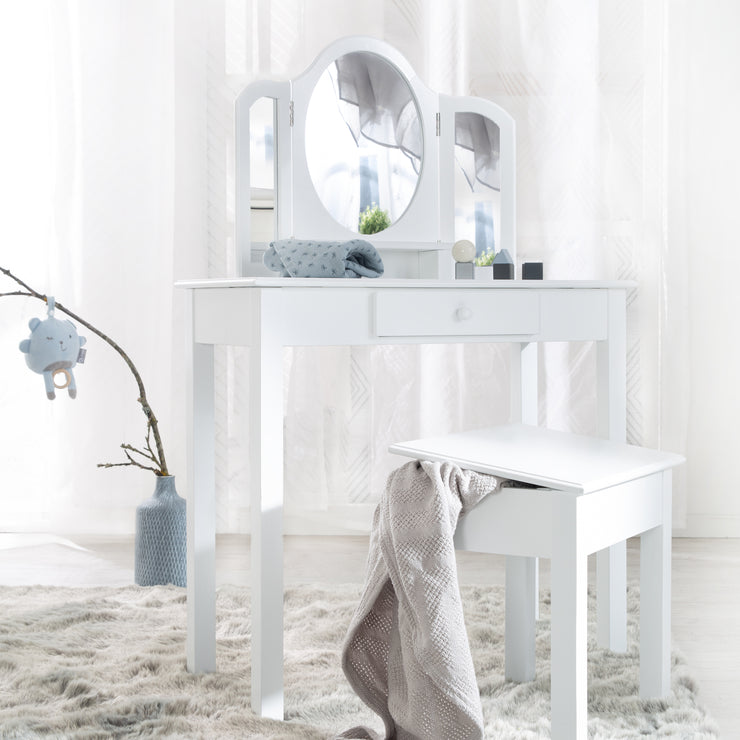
xmin=207 ymin=0 xmax=688 ymax=533
xmin=0 ymin=0 xmax=689 ymax=536
xmin=0 ymin=1 xmax=176 ymax=534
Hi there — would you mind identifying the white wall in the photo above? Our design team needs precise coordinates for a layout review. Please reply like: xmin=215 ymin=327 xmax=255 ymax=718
xmin=676 ymin=0 xmax=740 ymax=536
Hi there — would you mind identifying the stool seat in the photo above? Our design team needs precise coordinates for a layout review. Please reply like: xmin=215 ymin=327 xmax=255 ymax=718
xmin=390 ymin=423 xmax=684 ymax=740
xmin=390 ymin=423 xmax=684 ymax=494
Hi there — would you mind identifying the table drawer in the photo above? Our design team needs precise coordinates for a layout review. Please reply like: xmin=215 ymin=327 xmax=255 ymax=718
xmin=375 ymin=290 xmax=540 ymax=337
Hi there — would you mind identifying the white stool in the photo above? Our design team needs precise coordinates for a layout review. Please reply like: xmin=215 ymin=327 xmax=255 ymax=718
xmin=389 ymin=423 xmax=684 ymax=740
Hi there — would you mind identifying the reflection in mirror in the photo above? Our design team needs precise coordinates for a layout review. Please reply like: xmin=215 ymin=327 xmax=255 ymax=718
xmin=453 ymin=112 xmax=501 ymax=260
xmin=305 ymin=52 xmax=422 ymax=233
xmin=250 ymin=97 xmax=276 ymax=248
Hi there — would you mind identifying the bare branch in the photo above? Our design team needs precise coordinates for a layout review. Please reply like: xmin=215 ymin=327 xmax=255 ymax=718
xmin=121 ymin=443 xmax=159 ymax=465
xmin=0 ymin=268 xmax=38 ymax=295
xmin=0 ymin=291 xmax=33 ymax=299
xmin=97 ymin=445 xmax=160 ymax=475
xmin=97 ymin=459 xmax=161 ymax=474
xmin=2 ymin=266 xmax=170 ymax=476
xmin=143 ymin=424 xmax=162 ymax=469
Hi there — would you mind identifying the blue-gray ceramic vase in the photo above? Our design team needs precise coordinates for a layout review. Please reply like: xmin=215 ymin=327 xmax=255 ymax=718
xmin=135 ymin=475 xmax=186 ymax=587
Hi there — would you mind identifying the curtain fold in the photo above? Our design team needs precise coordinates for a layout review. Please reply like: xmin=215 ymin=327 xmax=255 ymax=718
xmin=0 ymin=0 xmax=176 ymax=534
xmin=334 ymin=52 xmax=422 ymax=164
xmin=454 ymin=112 xmax=501 ymax=192
xmin=212 ymin=0 xmax=684 ymax=533
xmin=0 ymin=0 xmax=689 ymax=535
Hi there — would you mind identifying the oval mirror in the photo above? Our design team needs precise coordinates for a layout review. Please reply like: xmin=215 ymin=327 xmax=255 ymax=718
xmin=305 ymin=51 xmax=423 ymax=234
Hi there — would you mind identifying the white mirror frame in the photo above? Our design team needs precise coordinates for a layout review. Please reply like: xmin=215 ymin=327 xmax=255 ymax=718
xmin=438 ymin=94 xmax=516 ymax=260
xmin=235 ymin=37 xmax=516 ymax=279
xmin=235 ymin=79 xmax=292 ymax=277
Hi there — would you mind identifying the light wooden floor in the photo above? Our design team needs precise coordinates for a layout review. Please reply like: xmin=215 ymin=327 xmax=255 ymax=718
xmin=0 ymin=534 xmax=737 ymax=736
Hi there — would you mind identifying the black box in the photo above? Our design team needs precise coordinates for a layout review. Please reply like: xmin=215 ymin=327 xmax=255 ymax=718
xmin=522 ymin=262 xmax=543 ymax=280
xmin=493 ymin=262 xmax=514 ymax=280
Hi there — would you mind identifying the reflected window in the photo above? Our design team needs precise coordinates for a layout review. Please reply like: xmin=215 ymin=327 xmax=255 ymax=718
xmin=454 ymin=112 xmax=501 ymax=252
xmin=359 ymin=155 xmax=379 ymax=214
xmin=249 ymin=97 xmax=276 ymax=246
xmin=475 ymin=201 xmax=495 ymax=256
xmin=250 ymin=97 xmax=275 ymax=190
xmin=305 ymin=52 xmax=423 ymax=233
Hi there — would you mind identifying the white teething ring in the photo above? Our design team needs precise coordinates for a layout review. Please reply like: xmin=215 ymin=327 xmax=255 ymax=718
xmin=53 ymin=368 xmax=71 ymax=389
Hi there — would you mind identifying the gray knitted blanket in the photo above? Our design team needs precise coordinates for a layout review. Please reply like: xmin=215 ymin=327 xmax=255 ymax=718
xmin=339 ymin=460 xmax=504 ymax=740
xmin=263 ymin=238 xmax=384 ymax=278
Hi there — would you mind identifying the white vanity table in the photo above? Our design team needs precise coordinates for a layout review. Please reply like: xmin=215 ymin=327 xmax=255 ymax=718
xmin=179 ymin=276 xmax=631 ymax=719
xmin=178 ymin=36 xmax=634 ymax=722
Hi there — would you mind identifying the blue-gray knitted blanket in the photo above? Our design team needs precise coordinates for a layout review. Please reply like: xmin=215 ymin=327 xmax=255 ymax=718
xmin=263 ymin=238 xmax=384 ymax=278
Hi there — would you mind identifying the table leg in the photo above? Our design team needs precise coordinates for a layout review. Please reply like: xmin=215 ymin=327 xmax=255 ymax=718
xmin=514 ymin=341 xmax=538 ymax=426
xmin=596 ymin=291 xmax=628 ymax=651
xmin=639 ymin=470 xmax=672 ymax=698
xmin=551 ymin=494 xmax=588 ymax=740
xmin=249 ymin=335 xmax=285 ymax=719
xmin=512 ymin=342 xmax=541 ymax=621
xmin=505 ymin=555 xmax=536 ymax=682
xmin=186 ymin=339 xmax=217 ymax=673
xmin=596 ymin=541 xmax=627 ymax=651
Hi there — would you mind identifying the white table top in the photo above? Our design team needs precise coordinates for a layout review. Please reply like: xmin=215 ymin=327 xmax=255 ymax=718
xmin=389 ymin=424 xmax=684 ymax=494
xmin=176 ymin=277 xmax=635 ymax=291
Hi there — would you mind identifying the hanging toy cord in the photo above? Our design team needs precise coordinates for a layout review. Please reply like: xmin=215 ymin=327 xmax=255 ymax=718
xmin=47 ymin=295 xmax=55 ymax=318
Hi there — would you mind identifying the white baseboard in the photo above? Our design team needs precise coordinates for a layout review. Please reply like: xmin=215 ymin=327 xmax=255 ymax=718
xmin=673 ymin=514 xmax=740 ymax=538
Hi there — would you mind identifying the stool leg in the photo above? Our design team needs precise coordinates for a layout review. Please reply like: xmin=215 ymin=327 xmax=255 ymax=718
xmin=639 ymin=470 xmax=672 ymax=698
xmin=505 ymin=555 xmax=537 ymax=682
xmin=551 ymin=494 xmax=588 ymax=740
xmin=596 ymin=541 xmax=627 ymax=652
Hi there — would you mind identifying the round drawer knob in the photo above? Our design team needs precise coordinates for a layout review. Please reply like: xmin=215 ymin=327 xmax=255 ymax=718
xmin=456 ymin=306 xmax=473 ymax=321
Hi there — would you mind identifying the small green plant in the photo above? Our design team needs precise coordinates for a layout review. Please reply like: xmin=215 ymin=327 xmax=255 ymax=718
xmin=474 ymin=248 xmax=496 ymax=267
xmin=359 ymin=205 xmax=391 ymax=235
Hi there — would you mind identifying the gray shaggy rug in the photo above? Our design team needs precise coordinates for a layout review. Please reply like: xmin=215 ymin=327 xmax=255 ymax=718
xmin=0 ymin=583 xmax=719 ymax=739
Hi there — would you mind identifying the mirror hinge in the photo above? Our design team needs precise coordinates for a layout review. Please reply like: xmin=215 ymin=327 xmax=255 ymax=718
xmin=436 ymin=112 xmax=440 ymax=136
xmin=289 ymin=100 xmax=294 ymax=127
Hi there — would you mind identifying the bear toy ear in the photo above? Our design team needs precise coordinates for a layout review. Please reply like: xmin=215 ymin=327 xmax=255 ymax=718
xmin=28 ymin=317 xmax=41 ymax=331
xmin=19 ymin=339 xmax=31 ymax=353
xmin=79 ymin=335 xmax=87 ymax=346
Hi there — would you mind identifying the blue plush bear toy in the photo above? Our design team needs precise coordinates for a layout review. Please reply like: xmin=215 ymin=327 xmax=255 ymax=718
xmin=19 ymin=297 xmax=87 ymax=400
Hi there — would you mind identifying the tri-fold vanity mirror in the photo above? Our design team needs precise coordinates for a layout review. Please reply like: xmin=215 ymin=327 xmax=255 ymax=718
xmin=236 ymin=36 xmax=516 ymax=279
